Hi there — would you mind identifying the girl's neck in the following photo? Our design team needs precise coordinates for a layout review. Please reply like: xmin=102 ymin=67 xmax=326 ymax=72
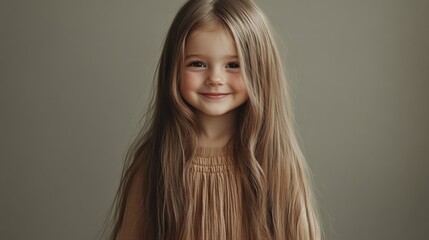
xmin=196 ymin=111 xmax=235 ymax=148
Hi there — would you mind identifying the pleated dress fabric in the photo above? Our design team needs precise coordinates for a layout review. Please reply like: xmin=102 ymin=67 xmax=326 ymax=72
xmin=118 ymin=142 xmax=246 ymax=240
xmin=181 ymin=142 xmax=245 ymax=240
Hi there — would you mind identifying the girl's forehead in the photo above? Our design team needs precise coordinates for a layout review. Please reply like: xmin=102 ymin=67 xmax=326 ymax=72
xmin=185 ymin=23 xmax=236 ymax=53
xmin=188 ymin=21 xmax=234 ymax=40
xmin=185 ymin=28 xmax=237 ymax=57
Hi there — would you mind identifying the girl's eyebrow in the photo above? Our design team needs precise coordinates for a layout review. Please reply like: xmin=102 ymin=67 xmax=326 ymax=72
xmin=185 ymin=54 xmax=239 ymax=59
xmin=184 ymin=54 xmax=202 ymax=59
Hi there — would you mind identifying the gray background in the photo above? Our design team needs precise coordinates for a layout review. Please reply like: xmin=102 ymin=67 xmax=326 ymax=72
xmin=1 ymin=0 xmax=428 ymax=239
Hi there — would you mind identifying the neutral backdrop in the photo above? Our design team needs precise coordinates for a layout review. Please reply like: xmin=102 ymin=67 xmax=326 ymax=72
xmin=1 ymin=0 xmax=428 ymax=239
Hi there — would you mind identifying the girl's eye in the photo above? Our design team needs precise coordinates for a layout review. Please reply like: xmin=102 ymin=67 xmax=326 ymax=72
xmin=188 ymin=61 xmax=206 ymax=68
xmin=226 ymin=62 xmax=240 ymax=69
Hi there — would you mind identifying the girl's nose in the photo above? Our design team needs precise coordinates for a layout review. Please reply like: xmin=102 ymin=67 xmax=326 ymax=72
xmin=206 ymin=68 xmax=224 ymax=86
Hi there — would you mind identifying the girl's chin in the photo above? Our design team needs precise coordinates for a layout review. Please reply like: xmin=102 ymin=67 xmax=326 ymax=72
xmin=195 ymin=109 xmax=236 ymax=118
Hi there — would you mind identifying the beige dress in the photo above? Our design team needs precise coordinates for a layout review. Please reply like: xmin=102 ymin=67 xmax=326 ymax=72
xmin=181 ymin=143 xmax=244 ymax=240
xmin=119 ymin=142 xmax=244 ymax=240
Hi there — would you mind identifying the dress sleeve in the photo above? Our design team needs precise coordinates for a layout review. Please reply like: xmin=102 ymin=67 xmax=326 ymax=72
xmin=119 ymin=170 xmax=145 ymax=240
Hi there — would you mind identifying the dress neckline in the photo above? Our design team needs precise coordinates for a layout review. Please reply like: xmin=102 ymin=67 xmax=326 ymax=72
xmin=195 ymin=140 xmax=233 ymax=158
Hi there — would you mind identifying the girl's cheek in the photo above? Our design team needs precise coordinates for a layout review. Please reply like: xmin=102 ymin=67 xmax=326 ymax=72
xmin=232 ymin=75 xmax=247 ymax=91
xmin=181 ymin=71 xmax=200 ymax=90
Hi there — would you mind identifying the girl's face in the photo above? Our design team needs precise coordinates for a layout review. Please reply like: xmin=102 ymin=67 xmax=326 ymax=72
xmin=180 ymin=22 xmax=249 ymax=118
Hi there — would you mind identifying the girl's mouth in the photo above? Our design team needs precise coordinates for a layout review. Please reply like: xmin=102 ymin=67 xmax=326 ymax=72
xmin=200 ymin=93 xmax=231 ymax=99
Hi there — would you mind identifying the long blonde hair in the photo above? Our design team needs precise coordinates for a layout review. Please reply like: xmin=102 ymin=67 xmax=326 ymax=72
xmin=101 ymin=0 xmax=323 ymax=239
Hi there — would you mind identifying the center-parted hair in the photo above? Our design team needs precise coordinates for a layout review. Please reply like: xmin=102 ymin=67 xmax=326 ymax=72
xmin=101 ymin=0 xmax=323 ymax=239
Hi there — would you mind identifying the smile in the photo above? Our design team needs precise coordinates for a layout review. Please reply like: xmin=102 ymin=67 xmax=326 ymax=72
xmin=199 ymin=93 xmax=231 ymax=99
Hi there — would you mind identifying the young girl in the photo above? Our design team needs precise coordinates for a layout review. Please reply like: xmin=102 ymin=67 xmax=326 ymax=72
xmin=102 ymin=0 xmax=322 ymax=239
